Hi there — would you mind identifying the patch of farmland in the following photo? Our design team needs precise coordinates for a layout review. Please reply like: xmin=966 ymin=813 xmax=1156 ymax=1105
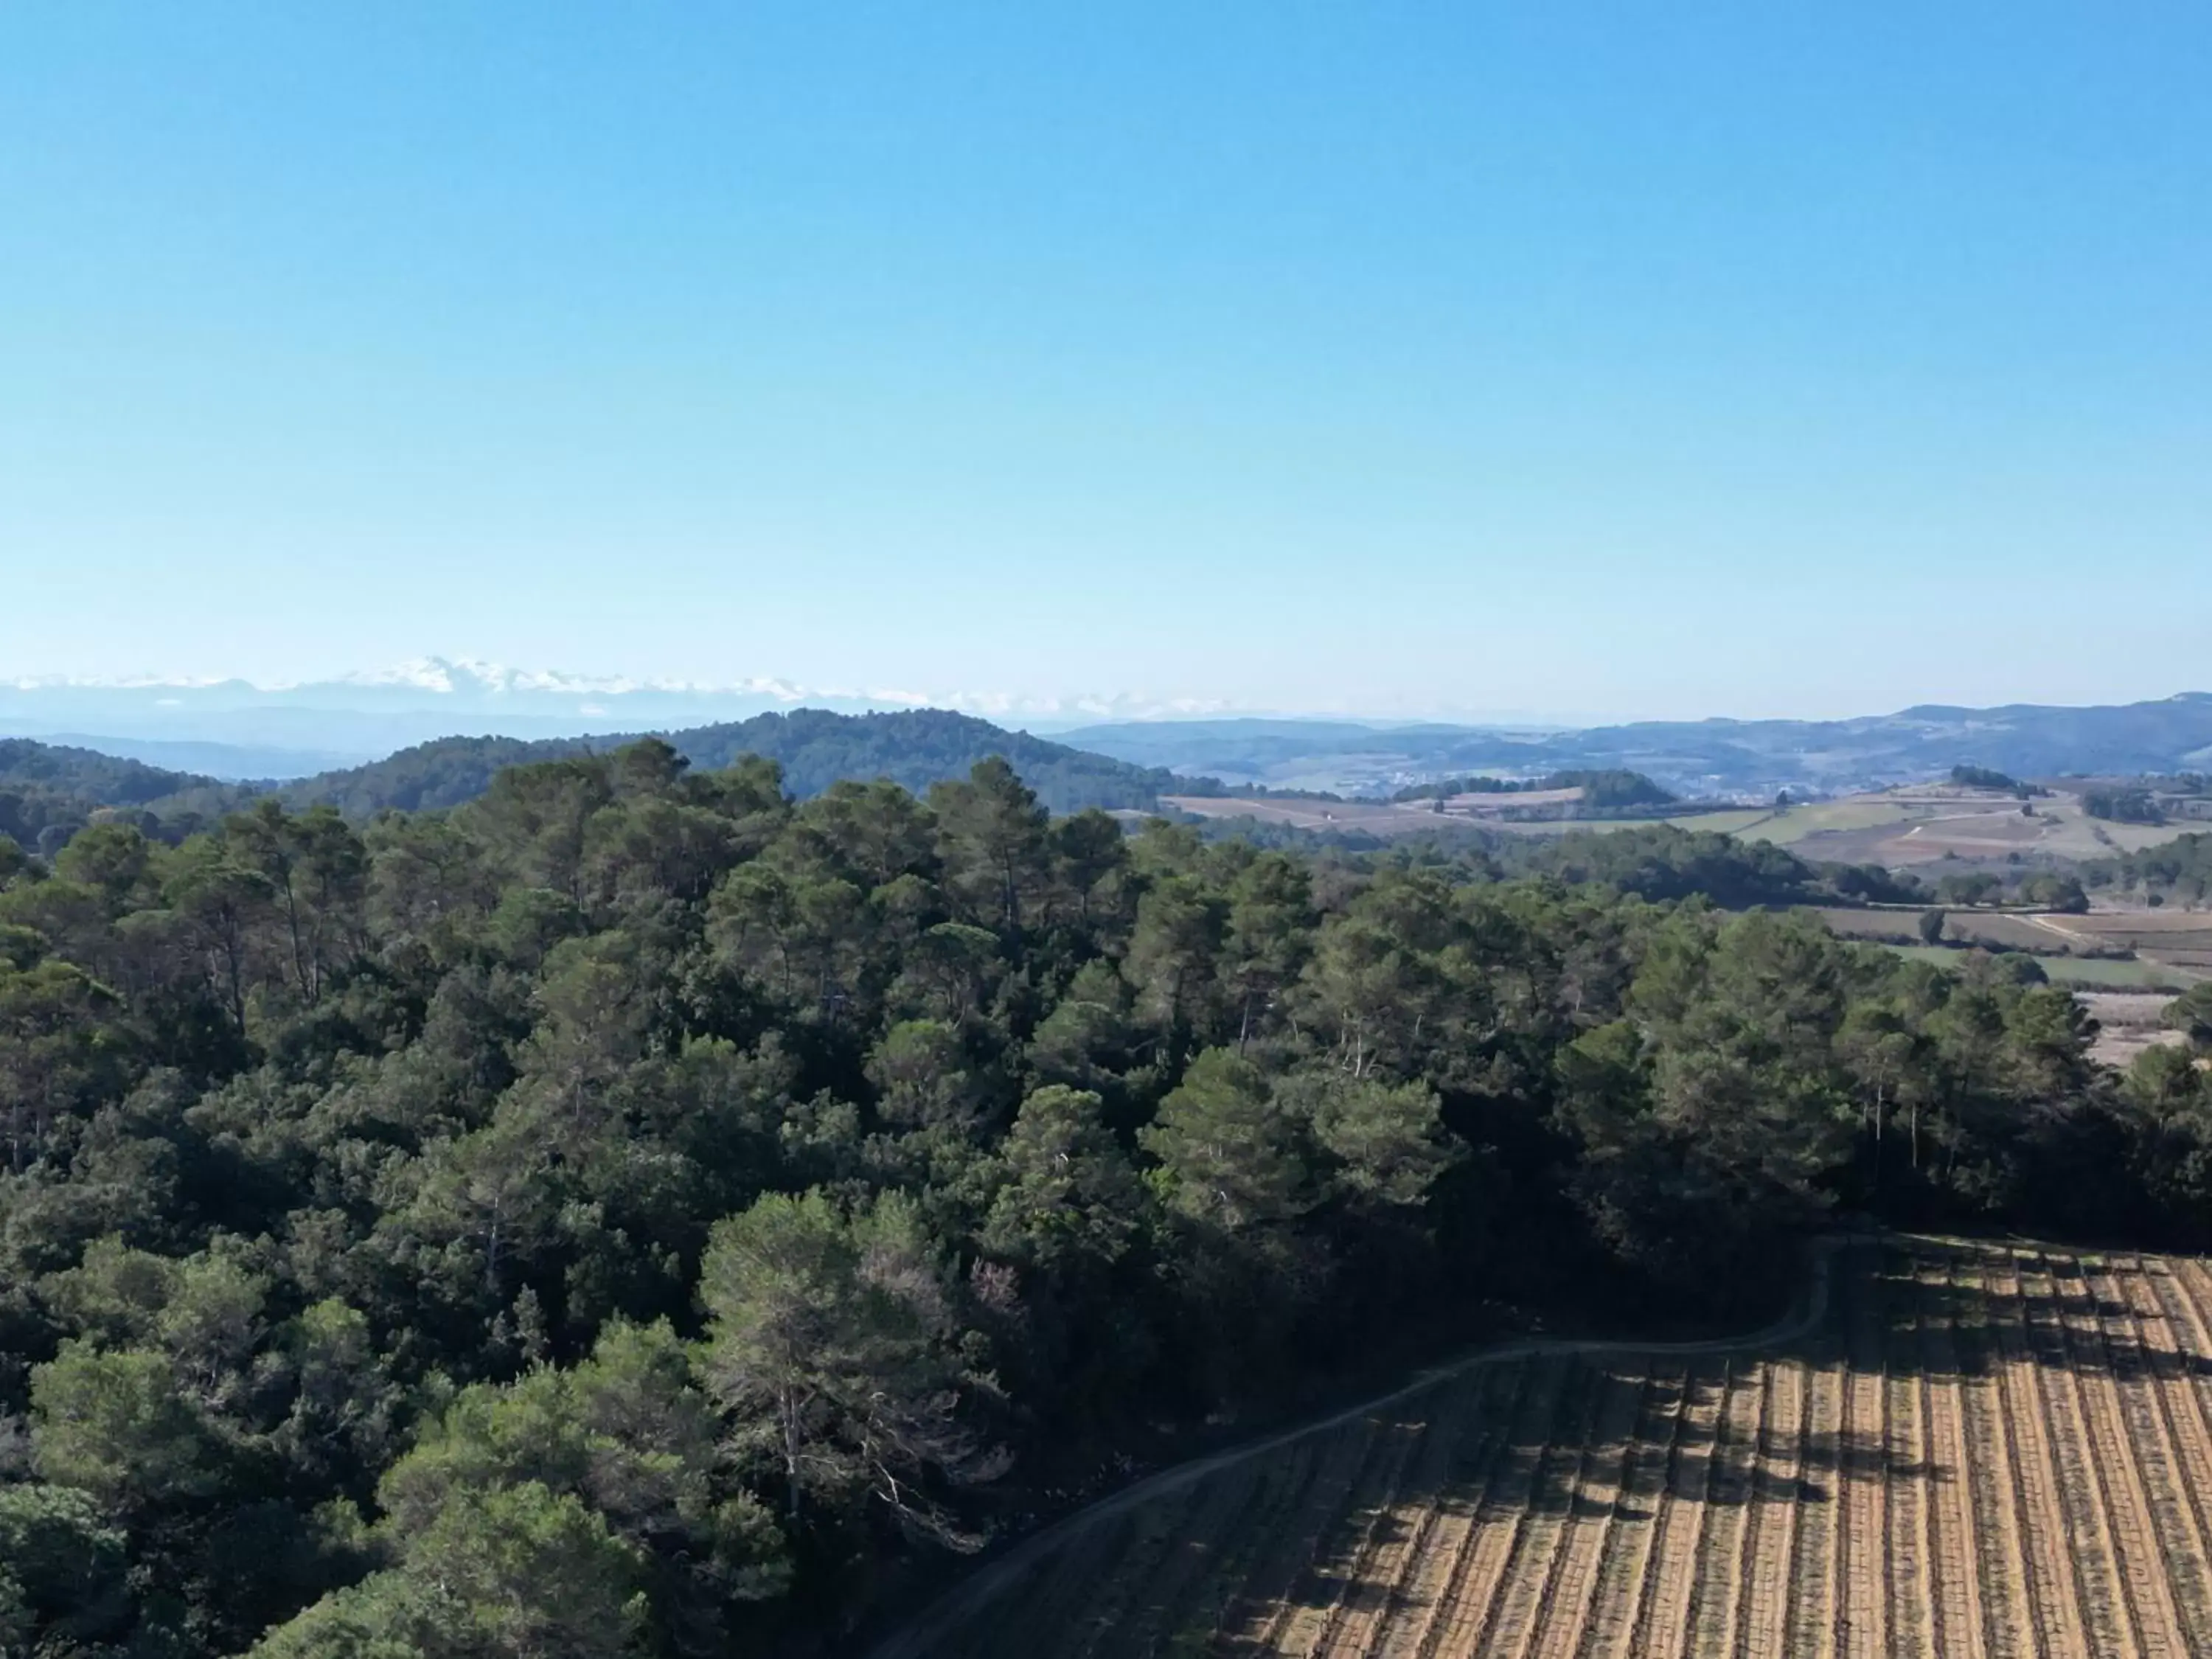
xmin=1747 ymin=787 xmax=2170 ymax=869
xmin=1159 ymin=796 xmax=1465 ymax=838
xmin=1877 ymin=945 xmax=2202 ymax=991
xmin=2084 ymin=993 xmax=2191 ymax=1068
xmin=1818 ymin=910 xmax=2106 ymax=954
xmin=1470 ymin=815 xmax=1689 ymax=838
xmin=877 ymin=1238 xmax=2212 ymax=1659
xmin=1160 ymin=795 xmax=1722 ymax=843
xmin=2039 ymin=913 xmax=2212 ymax=950
xmin=2039 ymin=956 xmax=2205 ymax=990
xmin=1809 ymin=908 xmax=1925 ymax=943
xmin=1944 ymin=911 xmax=2107 ymax=952
xmin=1735 ymin=800 xmax=1919 ymax=846
xmin=1660 ymin=808 xmax=1779 ymax=836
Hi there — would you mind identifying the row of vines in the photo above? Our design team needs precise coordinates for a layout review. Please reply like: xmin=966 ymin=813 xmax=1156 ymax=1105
xmin=897 ymin=1238 xmax=2212 ymax=1657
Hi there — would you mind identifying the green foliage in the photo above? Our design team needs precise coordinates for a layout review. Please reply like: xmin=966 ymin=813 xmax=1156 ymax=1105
xmin=698 ymin=1189 xmax=997 ymax=1546
xmin=1935 ymin=871 xmax=2006 ymax=907
xmin=981 ymin=1086 xmax=1146 ymax=1273
xmin=1283 ymin=1069 xmax=1461 ymax=1213
xmin=1514 ymin=826 xmax=1824 ymax=907
xmin=2088 ymin=832 xmax=2212 ymax=904
xmin=372 ymin=1319 xmax=788 ymax=1651
xmin=2165 ymin=984 xmax=2212 ymax=1048
xmin=2016 ymin=871 xmax=2089 ymax=912
xmin=252 ymin=1482 xmax=649 ymax=1659
xmin=0 ymin=1483 xmax=132 ymax=1646
xmin=30 ymin=1341 xmax=221 ymax=1505
xmin=1143 ymin=1051 xmax=1316 ymax=1231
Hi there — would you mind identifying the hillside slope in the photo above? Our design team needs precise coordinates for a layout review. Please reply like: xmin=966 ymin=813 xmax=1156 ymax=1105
xmin=0 ymin=738 xmax=222 ymax=850
xmin=0 ymin=737 xmax=220 ymax=805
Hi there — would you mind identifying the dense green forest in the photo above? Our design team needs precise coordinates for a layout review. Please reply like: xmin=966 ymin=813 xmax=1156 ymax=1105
xmin=1 ymin=742 xmax=2208 ymax=1656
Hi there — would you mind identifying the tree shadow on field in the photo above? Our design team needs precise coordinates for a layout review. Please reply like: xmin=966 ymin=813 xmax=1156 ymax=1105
xmin=1194 ymin=1237 xmax=2212 ymax=1658
xmin=1858 ymin=1236 xmax=2212 ymax=1387
xmin=979 ymin=1239 xmax=2212 ymax=1658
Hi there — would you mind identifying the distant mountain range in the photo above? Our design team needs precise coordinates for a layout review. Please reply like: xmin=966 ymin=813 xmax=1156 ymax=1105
xmin=0 ymin=658 xmax=1220 ymax=758
xmin=1064 ymin=694 xmax=2212 ymax=798
xmin=23 ymin=664 xmax=2205 ymax=802
xmin=7 ymin=683 xmax=2211 ymax=849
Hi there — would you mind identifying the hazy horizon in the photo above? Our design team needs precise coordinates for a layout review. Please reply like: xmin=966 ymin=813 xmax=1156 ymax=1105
xmin=5 ymin=654 xmax=2209 ymax=742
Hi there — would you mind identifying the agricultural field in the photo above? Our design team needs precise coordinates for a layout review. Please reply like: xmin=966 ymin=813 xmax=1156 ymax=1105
xmin=1877 ymin=944 xmax=2201 ymax=992
xmin=1158 ymin=784 xmax=2198 ymax=869
xmin=1751 ymin=788 xmax=2182 ymax=867
xmin=1806 ymin=909 xmax=2204 ymax=995
xmin=1810 ymin=908 xmax=2083 ymax=953
xmin=1658 ymin=808 xmax=1778 ymax=836
xmin=880 ymin=1237 xmax=2212 ymax=1658
xmin=1158 ymin=793 xmax=1690 ymax=841
xmin=2082 ymin=992 xmax=2194 ymax=1068
xmin=1733 ymin=799 xmax=1923 ymax=846
xmin=2023 ymin=955 xmax=2202 ymax=991
xmin=1159 ymin=795 xmax=1502 ymax=838
xmin=2037 ymin=912 xmax=2212 ymax=976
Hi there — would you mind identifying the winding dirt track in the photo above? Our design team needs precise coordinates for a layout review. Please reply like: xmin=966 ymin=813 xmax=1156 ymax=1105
xmin=870 ymin=1237 xmax=2212 ymax=1658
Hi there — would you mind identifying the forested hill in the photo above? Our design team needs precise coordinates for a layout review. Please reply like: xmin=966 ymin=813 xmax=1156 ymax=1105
xmin=256 ymin=709 xmax=1208 ymax=818
xmin=0 ymin=739 xmax=222 ymax=855
xmin=0 ymin=737 xmax=219 ymax=805
xmin=7 ymin=710 xmax=1220 ymax=837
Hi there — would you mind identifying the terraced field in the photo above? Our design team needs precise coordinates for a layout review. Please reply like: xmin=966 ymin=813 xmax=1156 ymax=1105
xmin=878 ymin=1237 xmax=2212 ymax=1658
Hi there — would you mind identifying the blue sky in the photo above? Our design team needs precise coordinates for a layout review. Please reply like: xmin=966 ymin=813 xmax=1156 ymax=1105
xmin=2 ymin=4 xmax=2206 ymax=722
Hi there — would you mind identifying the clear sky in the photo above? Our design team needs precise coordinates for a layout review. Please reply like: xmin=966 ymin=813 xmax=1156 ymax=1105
xmin=2 ymin=4 xmax=2207 ymax=722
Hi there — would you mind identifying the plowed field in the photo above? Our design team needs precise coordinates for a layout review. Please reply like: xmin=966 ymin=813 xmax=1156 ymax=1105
xmin=877 ymin=1237 xmax=2212 ymax=1658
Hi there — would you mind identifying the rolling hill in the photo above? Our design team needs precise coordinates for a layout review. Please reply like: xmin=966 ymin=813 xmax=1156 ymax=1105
xmin=2 ymin=710 xmax=1216 ymax=841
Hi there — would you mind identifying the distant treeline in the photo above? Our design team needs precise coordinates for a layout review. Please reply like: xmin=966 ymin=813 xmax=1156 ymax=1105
xmin=1949 ymin=765 xmax=2045 ymax=798
xmin=1924 ymin=869 xmax=2088 ymax=911
xmin=2087 ymin=787 xmax=2168 ymax=825
xmin=1390 ymin=768 xmax=1677 ymax=810
xmin=2074 ymin=773 xmax=2212 ymax=827
xmin=2086 ymin=832 xmax=2212 ymax=904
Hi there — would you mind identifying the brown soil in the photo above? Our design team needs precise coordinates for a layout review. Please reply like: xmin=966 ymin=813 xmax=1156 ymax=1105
xmin=879 ymin=1238 xmax=2212 ymax=1658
